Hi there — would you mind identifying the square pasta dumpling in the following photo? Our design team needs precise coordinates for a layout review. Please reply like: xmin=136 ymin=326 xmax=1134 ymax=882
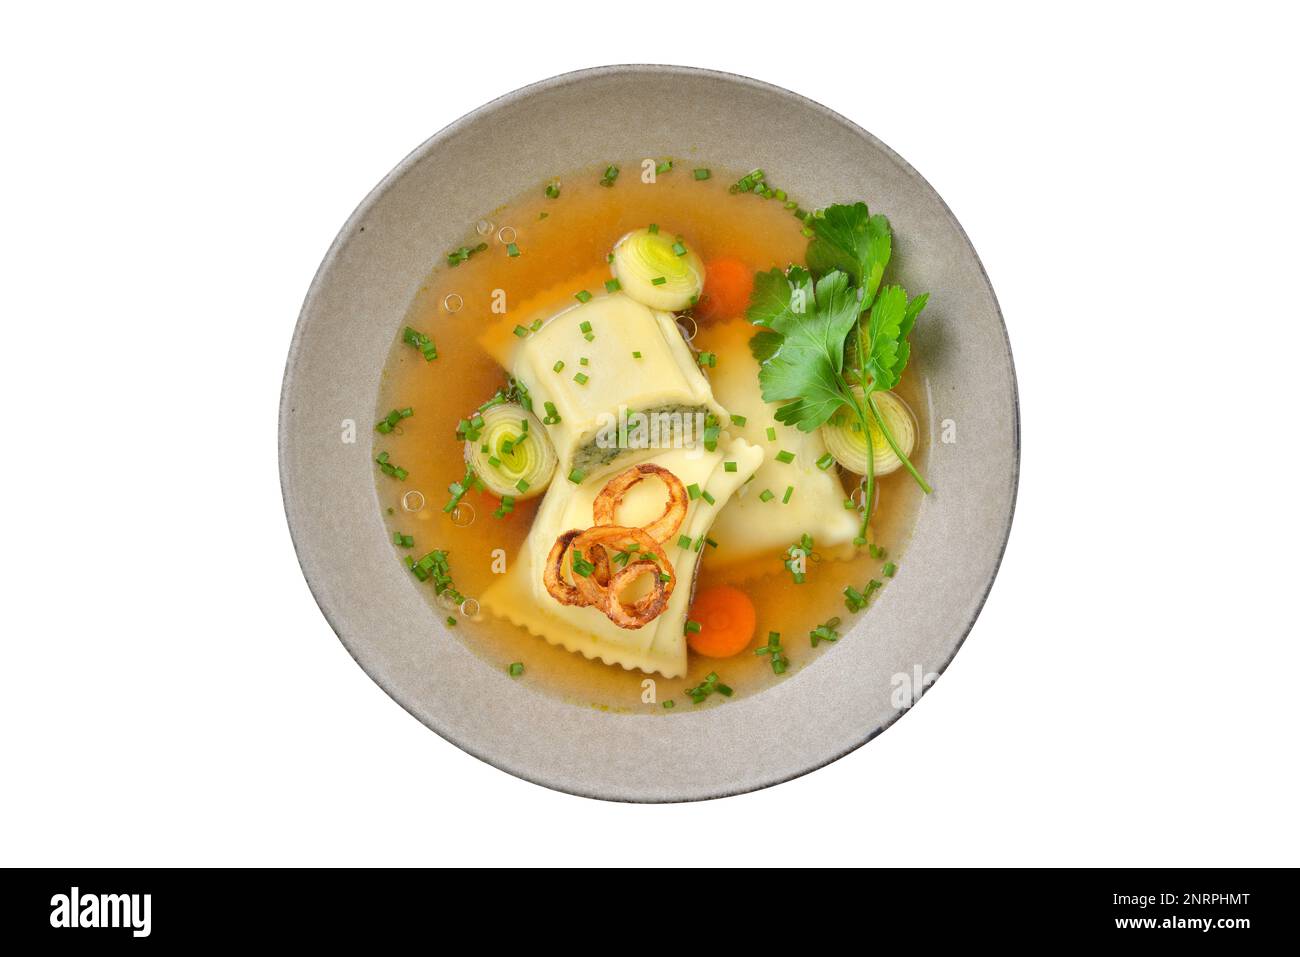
xmin=506 ymin=292 xmax=727 ymax=476
xmin=481 ymin=440 xmax=762 ymax=678
xmin=698 ymin=320 xmax=860 ymax=573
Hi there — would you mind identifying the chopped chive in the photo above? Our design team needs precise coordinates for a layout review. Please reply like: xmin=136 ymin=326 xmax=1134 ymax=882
xmin=506 ymin=242 xmax=521 ymax=257
xmin=515 ymin=479 xmax=530 ymax=493
xmin=676 ymin=534 xmax=692 ymax=550
xmin=811 ymin=617 xmax=842 ymax=647
xmin=651 ymin=276 xmax=667 ymax=286
xmin=882 ymin=562 xmax=897 ymax=578
xmin=869 ymin=543 xmax=886 ymax=559
xmin=723 ymin=461 xmax=737 ymax=473
xmin=759 ymin=489 xmax=775 ymax=503
xmin=684 ymin=620 xmax=702 ymax=635
xmin=508 ymin=662 xmax=524 ymax=677
xmin=755 ymin=631 xmax=788 ymax=674
xmin=402 ymin=326 xmax=438 ymax=361
xmin=599 ymin=164 xmax=619 ymax=187
xmin=730 ymin=413 xmax=747 ymax=426
xmin=697 ymin=351 xmax=717 ymax=367
xmin=446 ymin=616 xmax=457 ymax=627
xmin=648 ymin=223 xmax=659 ymax=234
xmin=375 ymin=451 xmax=409 ymax=481
xmin=672 ymin=241 xmax=687 ymax=256
xmin=776 ymin=449 xmax=795 ymax=464
xmin=816 ymin=452 xmax=835 ymax=470
xmin=693 ymin=168 xmax=711 ymax=180
xmin=687 ymin=483 xmax=702 ymax=500
xmin=530 ymin=318 xmax=543 ymax=331
xmin=579 ymin=356 xmax=589 ymax=366
xmin=604 ymin=278 xmax=621 ymax=293
xmin=573 ymin=372 xmax=589 ymax=385
xmin=574 ymin=289 xmax=592 ymax=303
xmin=446 ymin=242 xmax=488 ymax=267
xmin=662 ymin=699 xmax=675 ymax=709
xmin=766 ymin=427 xmax=777 ymax=442
xmin=684 ymin=671 xmax=730 ymax=704
xmin=782 ymin=485 xmax=794 ymax=504
xmin=553 ymin=360 xmax=565 ymax=373
xmin=571 ymin=549 xmax=596 ymax=577
xmin=513 ymin=325 xmax=529 ymax=338
xmin=544 ymin=179 xmax=561 ymax=199
xmin=702 ymin=490 xmax=716 ymax=505
xmin=632 ymin=350 xmax=642 ymax=359
xmin=655 ymin=159 xmax=673 ymax=174
xmin=567 ymin=468 xmax=585 ymax=484
xmin=705 ymin=537 xmax=719 ymax=549
xmin=579 ymin=320 xmax=592 ymax=334
xmin=584 ymin=332 xmax=594 ymax=342
xmin=393 ymin=532 xmax=415 ymax=549
xmin=692 ymin=536 xmax=704 ymax=552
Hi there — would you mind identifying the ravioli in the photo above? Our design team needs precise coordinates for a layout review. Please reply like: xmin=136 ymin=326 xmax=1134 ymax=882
xmin=507 ymin=293 xmax=728 ymax=474
xmin=480 ymin=440 xmax=763 ymax=677
xmin=698 ymin=320 xmax=860 ymax=571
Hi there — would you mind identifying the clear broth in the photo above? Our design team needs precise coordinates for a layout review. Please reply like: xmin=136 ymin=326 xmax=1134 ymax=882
xmin=373 ymin=164 xmax=928 ymax=712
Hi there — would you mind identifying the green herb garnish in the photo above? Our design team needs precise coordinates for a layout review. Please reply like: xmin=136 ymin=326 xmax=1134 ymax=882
xmin=755 ymin=631 xmax=788 ymax=674
xmin=684 ymin=671 xmax=732 ymax=704
xmin=374 ymin=451 xmax=409 ymax=481
xmin=402 ymin=326 xmax=438 ymax=361
xmin=810 ymin=617 xmax=842 ymax=647
xmin=375 ymin=407 xmax=414 ymax=434
xmin=746 ymin=202 xmax=932 ymax=549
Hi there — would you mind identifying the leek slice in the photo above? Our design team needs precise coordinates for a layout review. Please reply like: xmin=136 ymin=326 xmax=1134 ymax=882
xmin=820 ymin=388 xmax=916 ymax=477
xmin=464 ymin=402 xmax=556 ymax=499
xmin=610 ymin=227 xmax=705 ymax=311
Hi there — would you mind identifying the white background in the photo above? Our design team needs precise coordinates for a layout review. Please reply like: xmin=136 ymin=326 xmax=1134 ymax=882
xmin=3 ymin=2 xmax=1297 ymax=867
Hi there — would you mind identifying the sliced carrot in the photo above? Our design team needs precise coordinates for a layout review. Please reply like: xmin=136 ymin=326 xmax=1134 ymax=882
xmin=695 ymin=258 xmax=754 ymax=324
xmin=687 ymin=584 xmax=757 ymax=657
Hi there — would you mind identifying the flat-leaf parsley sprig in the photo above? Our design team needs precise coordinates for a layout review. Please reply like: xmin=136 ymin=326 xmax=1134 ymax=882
xmin=747 ymin=202 xmax=932 ymax=546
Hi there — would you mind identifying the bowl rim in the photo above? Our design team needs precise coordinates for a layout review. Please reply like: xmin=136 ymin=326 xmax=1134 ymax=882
xmin=279 ymin=63 xmax=1020 ymax=802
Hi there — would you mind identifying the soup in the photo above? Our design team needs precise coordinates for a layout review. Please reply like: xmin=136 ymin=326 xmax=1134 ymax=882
xmin=372 ymin=161 xmax=930 ymax=711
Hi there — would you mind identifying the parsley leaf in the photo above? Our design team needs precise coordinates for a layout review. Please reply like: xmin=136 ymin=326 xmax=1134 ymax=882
xmin=753 ymin=270 xmax=861 ymax=431
xmin=747 ymin=266 xmax=811 ymax=363
xmin=860 ymin=285 xmax=928 ymax=391
xmin=746 ymin=266 xmax=812 ymax=330
xmin=743 ymin=202 xmax=932 ymax=519
xmin=807 ymin=202 xmax=892 ymax=305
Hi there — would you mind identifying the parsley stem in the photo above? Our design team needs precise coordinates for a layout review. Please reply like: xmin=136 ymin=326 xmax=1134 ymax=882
xmin=867 ymin=393 xmax=932 ymax=494
xmin=851 ymin=386 xmax=875 ymax=544
xmin=849 ymin=320 xmax=875 ymax=546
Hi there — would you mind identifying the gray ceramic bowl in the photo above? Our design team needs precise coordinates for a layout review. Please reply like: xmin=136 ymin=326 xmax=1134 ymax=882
xmin=279 ymin=65 xmax=1018 ymax=802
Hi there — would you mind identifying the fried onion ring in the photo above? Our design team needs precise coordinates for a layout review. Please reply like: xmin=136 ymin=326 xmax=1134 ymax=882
xmin=591 ymin=463 xmax=689 ymax=544
xmin=542 ymin=529 xmax=587 ymax=606
xmin=599 ymin=560 xmax=669 ymax=629
xmin=569 ymin=525 xmax=675 ymax=610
